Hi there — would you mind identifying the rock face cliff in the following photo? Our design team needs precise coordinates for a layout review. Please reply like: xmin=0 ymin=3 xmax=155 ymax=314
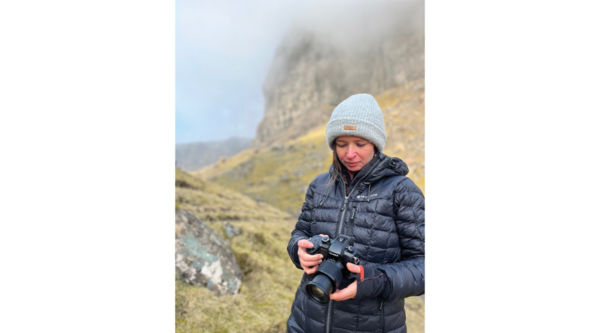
xmin=253 ymin=1 xmax=424 ymax=147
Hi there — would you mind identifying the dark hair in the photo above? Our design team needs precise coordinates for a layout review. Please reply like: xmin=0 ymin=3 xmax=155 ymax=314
xmin=326 ymin=139 xmax=379 ymax=188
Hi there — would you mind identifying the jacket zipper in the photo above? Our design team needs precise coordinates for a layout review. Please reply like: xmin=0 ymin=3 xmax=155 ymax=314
xmin=346 ymin=206 xmax=357 ymax=236
xmin=379 ymin=301 xmax=385 ymax=333
xmin=336 ymin=196 xmax=349 ymax=235
xmin=325 ymin=159 xmax=380 ymax=333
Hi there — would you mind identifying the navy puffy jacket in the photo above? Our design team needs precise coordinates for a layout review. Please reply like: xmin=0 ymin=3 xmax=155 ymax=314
xmin=287 ymin=153 xmax=425 ymax=333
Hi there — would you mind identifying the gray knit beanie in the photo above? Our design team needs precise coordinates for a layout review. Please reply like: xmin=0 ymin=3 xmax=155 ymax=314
xmin=326 ymin=93 xmax=386 ymax=152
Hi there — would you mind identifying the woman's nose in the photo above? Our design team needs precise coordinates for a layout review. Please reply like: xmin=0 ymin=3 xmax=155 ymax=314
xmin=346 ymin=147 xmax=357 ymax=158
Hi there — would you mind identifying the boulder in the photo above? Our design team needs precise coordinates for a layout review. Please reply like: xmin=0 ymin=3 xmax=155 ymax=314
xmin=175 ymin=209 xmax=242 ymax=296
xmin=224 ymin=221 xmax=242 ymax=238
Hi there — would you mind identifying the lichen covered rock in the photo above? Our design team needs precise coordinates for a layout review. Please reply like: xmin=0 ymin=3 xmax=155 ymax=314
xmin=175 ymin=209 xmax=242 ymax=296
xmin=224 ymin=221 xmax=242 ymax=238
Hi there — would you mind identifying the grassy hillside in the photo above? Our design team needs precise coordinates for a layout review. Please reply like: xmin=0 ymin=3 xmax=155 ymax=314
xmin=176 ymin=169 xmax=301 ymax=333
xmin=176 ymin=168 xmax=291 ymax=222
xmin=176 ymin=169 xmax=425 ymax=333
xmin=193 ymin=78 xmax=425 ymax=216
xmin=193 ymin=124 xmax=331 ymax=216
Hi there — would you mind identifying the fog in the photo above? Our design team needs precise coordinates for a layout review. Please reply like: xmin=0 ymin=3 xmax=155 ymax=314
xmin=176 ymin=0 xmax=423 ymax=144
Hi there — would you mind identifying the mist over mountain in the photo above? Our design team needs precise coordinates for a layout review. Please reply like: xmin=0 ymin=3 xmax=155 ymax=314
xmin=253 ymin=0 xmax=423 ymax=147
xmin=196 ymin=0 xmax=425 ymax=215
xmin=176 ymin=137 xmax=252 ymax=172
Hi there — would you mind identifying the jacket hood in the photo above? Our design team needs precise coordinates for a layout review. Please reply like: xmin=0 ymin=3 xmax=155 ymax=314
xmin=376 ymin=153 xmax=409 ymax=175
xmin=364 ymin=153 xmax=409 ymax=182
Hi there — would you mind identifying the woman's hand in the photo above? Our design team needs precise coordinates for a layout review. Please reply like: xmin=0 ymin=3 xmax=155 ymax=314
xmin=297 ymin=234 xmax=328 ymax=274
xmin=329 ymin=263 xmax=362 ymax=301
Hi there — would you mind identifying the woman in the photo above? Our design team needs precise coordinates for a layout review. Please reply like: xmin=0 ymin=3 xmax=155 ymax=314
xmin=286 ymin=94 xmax=425 ymax=333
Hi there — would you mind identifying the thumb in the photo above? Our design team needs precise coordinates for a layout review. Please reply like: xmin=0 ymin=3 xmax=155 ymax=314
xmin=346 ymin=263 xmax=362 ymax=274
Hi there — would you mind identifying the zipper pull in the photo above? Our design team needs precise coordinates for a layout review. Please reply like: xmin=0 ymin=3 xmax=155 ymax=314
xmin=341 ymin=197 xmax=348 ymax=211
xmin=350 ymin=207 xmax=356 ymax=221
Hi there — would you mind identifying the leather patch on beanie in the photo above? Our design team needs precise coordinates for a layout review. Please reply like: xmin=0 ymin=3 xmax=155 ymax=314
xmin=344 ymin=125 xmax=356 ymax=130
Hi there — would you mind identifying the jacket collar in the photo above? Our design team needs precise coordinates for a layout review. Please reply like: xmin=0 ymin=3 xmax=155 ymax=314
xmin=329 ymin=153 xmax=409 ymax=196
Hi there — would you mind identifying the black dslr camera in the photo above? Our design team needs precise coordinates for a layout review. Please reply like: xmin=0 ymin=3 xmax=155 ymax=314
xmin=304 ymin=234 xmax=360 ymax=304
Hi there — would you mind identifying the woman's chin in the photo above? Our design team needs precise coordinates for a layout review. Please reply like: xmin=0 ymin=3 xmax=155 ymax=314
xmin=346 ymin=164 xmax=361 ymax=171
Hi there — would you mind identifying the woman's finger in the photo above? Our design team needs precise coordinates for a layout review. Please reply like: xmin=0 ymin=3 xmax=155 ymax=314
xmin=297 ymin=239 xmax=314 ymax=249
xmin=300 ymin=260 xmax=321 ymax=268
xmin=300 ymin=256 xmax=322 ymax=265
xmin=300 ymin=257 xmax=320 ymax=263
xmin=304 ymin=267 xmax=317 ymax=274
xmin=301 ymin=264 xmax=318 ymax=275
xmin=329 ymin=281 xmax=357 ymax=301
xmin=299 ymin=254 xmax=322 ymax=263
xmin=299 ymin=251 xmax=323 ymax=261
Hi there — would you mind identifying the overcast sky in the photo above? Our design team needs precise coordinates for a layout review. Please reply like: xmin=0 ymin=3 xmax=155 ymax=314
xmin=176 ymin=0 xmax=310 ymax=144
xmin=175 ymin=0 xmax=419 ymax=144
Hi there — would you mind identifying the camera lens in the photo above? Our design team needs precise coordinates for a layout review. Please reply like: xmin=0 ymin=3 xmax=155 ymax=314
xmin=306 ymin=274 xmax=333 ymax=303
xmin=307 ymin=284 xmax=327 ymax=302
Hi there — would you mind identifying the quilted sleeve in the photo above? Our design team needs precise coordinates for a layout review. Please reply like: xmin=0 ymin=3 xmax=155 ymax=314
xmin=287 ymin=178 xmax=318 ymax=270
xmin=354 ymin=177 xmax=425 ymax=300
xmin=383 ymin=177 xmax=425 ymax=299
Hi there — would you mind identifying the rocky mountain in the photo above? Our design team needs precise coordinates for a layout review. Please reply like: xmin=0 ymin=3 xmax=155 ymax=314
xmin=176 ymin=137 xmax=252 ymax=172
xmin=194 ymin=0 xmax=425 ymax=217
xmin=253 ymin=0 xmax=424 ymax=148
xmin=194 ymin=81 xmax=424 ymax=217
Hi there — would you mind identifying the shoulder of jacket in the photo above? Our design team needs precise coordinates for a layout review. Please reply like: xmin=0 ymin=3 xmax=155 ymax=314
xmin=391 ymin=176 xmax=422 ymax=195
xmin=305 ymin=172 xmax=331 ymax=196
xmin=311 ymin=172 xmax=331 ymax=187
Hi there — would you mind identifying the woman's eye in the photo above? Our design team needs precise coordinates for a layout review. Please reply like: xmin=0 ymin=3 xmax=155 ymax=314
xmin=357 ymin=144 xmax=365 ymax=147
xmin=337 ymin=145 xmax=346 ymax=148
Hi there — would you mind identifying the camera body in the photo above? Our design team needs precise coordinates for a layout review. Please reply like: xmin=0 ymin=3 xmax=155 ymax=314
xmin=305 ymin=234 xmax=360 ymax=303
xmin=306 ymin=234 xmax=360 ymax=268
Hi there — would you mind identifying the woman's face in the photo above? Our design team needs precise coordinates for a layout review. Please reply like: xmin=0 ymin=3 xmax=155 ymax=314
xmin=335 ymin=136 xmax=376 ymax=174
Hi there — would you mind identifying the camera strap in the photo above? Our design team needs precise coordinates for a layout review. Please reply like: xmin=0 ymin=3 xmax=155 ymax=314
xmin=346 ymin=204 xmax=358 ymax=238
